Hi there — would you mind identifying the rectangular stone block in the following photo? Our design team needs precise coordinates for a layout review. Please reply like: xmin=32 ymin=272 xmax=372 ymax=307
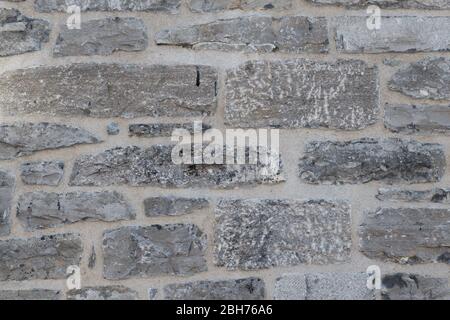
xmin=0 ymin=64 xmax=217 ymax=118
xmin=225 ymin=59 xmax=378 ymax=130
xmin=189 ymin=0 xmax=292 ymax=11
xmin=214 ymin=199 xmax=351 ymax=270
xmin=0 ymin=289 xmax=61 ymax=300
xmin=308 ymin=0 xmax=450 ymax=9
xmin=0 ymin=170 xmax=14 ymax=237
xmin=144 ymin=197 xmax=209 ymax=216
xmin=382 ymin=273 xmax=450 ymax=300
xmin=20 ymin=161 xmax=64 ymax=186
xmin=377 ymin=188 xmax=450 ymax=203
xmin=67 ymin=286 xmax=138 ymax=300
xmin=35 ymin=0 xmax=181 ymax=12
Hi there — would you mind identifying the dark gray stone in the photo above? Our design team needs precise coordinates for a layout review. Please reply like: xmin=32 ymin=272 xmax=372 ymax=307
xmin=214 ymin=199 xmax=351 ymax=270
xmin=67 ymin=286 xmax=138 ymax=300
xmin=20 ymin=161 xmax=64 ymax=186
xmin=307 ymin=0 xmax=450 ymax=9
xmin=0 ymin=233 xmax=82 ymax=281
xmin=0 ymin=289 xmax=61 ymax=300
xmin=189 ymin=0 xmax=292 ymax=11
xmin=103 ymin=224 xmax=207 ymax=279
xmin=148 ymin=288 xmax=158 ymax=300
xmin=164 ymin=278 xmax=265 ymax=300
xmin=299 ymin=138 xmax=446 ymax=184
xmin=225 ymin=59 xmax=378 ymax=130
xmin=144 ymin=197 xmax=209 ymax=216
xmin=129 ymin=123 xmax=210 ymax=138
xmin=35 ymin=0 xmax=181 ymax=12
xmin=17 ymin=191 xmax=135 ymax=230
xmin=360 ymin=208 xmax=450 ymax=264
xmin=377 ymin=187 xmax=450 ymax=203
xmin=382 ymin=273 xmax=450 ymax=300
xmin=107 ymin=122 xmax=120 ymax=135
xmin=0 ymin=170 xmax=14 ymax=237
xmin=88 ymin=245 xmax=96 ymax=269
xmin=0 ymin=64 xmax=217 ymax=118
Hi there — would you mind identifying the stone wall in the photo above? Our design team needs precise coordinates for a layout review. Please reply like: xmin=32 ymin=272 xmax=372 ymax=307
xmin=0 ymin=0 xmax=449 ymax=300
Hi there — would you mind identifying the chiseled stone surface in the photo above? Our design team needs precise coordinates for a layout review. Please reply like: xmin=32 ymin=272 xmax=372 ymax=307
xmin=335 ymin=16 xmax=450 ymax=53
xmin=307 ymin=0 xmax=450 ymax=9
xmin=103 ymin=224 xmax=207 ymax=279
xmin=189 ymin=0 xmax=292 ymax=11
xmin=225 ymin=59 xmax=378 ymax=130
xmin=0 ymin=289 xmax=61 ymax=300
xmin=0 ymin=233 xmax=82 ymax=281
xmin=0 ymin=64 xmax=217 ymax=118
xmin=35 ymin=0 xmax=181 ymax=12
xmin=389 ymin=58 xmax=450 ymax=100
xmin=144 ymin=197 xmax=209 ymax=216
xmin=67 ymin=286 xmax=139 ymax=300
xmin=0 ymin=170 xmax=14 ymax=237
xmin=360 ymin=208 xmax=450 ymax=264
xmin=129 ymin=123 xmax=210 ymax=137
xmin=382 ymin=273 xmax=450 ymax=300
xmin=214 ymin=199 xmax=351 ymax=270
xmin=54 ymin=17 xmax=148 ymax=57
xmin=17 ymin=191 xmax=135 ymax=230
xmin=69 ymin=145 xmax=283 ymax=188
xmin=0 ymin=123 xmax=101 ymax=160
xmin=377 ymin=187 xmax=450 ymax=203
xmin=299 ymin=138 xmax=446 ymax=184
xmin=156 ymin=15 xmax=328 ymax=53
xmin=0 ymin=8 xmax=50 ymax=57
xmin=164 ymin=278 xmax=265 ymax=300
xmin=20 ymin=161 xmax=64 ymax=186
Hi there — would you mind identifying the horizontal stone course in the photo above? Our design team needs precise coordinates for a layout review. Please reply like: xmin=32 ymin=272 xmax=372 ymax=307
xmin=20 ymin=161 xmax=64 ymax=186
xmin=382 ymin=273 xmax=450 ymax=300
xmin=377 ymin=188 xmax=450 ymax=203
xmin=35 ymin=0 xmax=181 ymax=12
xmin=0 ymin=289 xmax=61 ymax=300
xmin=144 ymin=196 xmax=209 ymax=216
xmin=307 ymin=0 xmax=450 ymax=9
xmin=189 ymin=0 xmax=292 ymax=11
xmin=0 ymin=170 xmax=14 ymax=237
xmin=129 ymin=123 xmax=210 ymax=138
xmin=67 ymin=286 xmax=138 ymax=300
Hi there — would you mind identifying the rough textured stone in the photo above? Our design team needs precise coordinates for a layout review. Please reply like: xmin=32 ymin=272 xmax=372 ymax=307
xmin=144 ymin=197 xmax=209 ymax=216
xmin=308 ymin=0 xmax=450 ymax=9
xmin=360 ymin=208 xmax=450 ymax=264
xmin=35 ymin=0 xmax=181 ymax=12
xmin=215 ymin=199 xmax=351 ymax=270
xmin=69 ymin=145 xmax=283 ymax=188
xmin=382 ymin=273 xmax=450 ymax=300
xmin=20 ymin=161 xmax=64 ymax=186
xmin=377 ymin=187 xmax=450 ymax=203
xmin=17 ymin=191 xmax=135 ymax=230
xmin=385 ymin=104 xmax=450 ymax=134
xmin=0 ymin=64 xmax=217 ymax=118
xmin=335 ymin=16 xmax=450 ymax=53
xmin=156 ymin=16 xmax=328 ymax=53
xmin=148 ymin=288 xmax=158 ymax=300
xmin=274 ymin=273 xmax=374 ymax=300
xmin=0 ymin=170 xmax=14 ymax=237
xmin=0 ymin=233 xmax=82 ymax=281
xmin=67 ymin=286 xmax=138 ymax=300
xmin=189 ymin=0 xmax=292 ymax=11
xmin=0 ymin=123 xmax=101 ymax=160
xmin=54 ymin=17 xmax=148 ymax=57
xmin=0 ymin=8 xmax=50 ymax=57
xmin=107 ymin=122 xmax=120 ymax=135
xmin=225 ymin=59 xmax=378 ymax=130
xmin=0 ymin=289 xmax=61 ymax=300
xmin=299 ymin=138 xmax=445 ymax=185
xmin=129 ymin=123 xmax=210 ymax=138
xmin=164 ymin=278 xmax=265 ymax=300
xmin=389 ymin=58 xmax=450 ymax=100
xmin=103 ymin=224 xmax=207 ymax=279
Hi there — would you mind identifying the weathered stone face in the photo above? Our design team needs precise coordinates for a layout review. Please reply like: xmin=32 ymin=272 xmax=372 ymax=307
xmin=360 ymin=208 xmax=450 ymax=264
xmin=381 ymin=273 xmax=450 ymax=300
xmin=35 ymin=0 xmax=181 ymax=12
xmin=20 ymin=161 xmax=64 ymax=186
xmin=54 ymin=17 xmax=148 ymax=57
xmin=189 ymin=0 xmax=292 ymax=11
xmin=225 ymin=59 xmax=378 ymax=130
xmin=377 ymin=188 xmax=450 ymax=203
xmin=0 ymin=123 xmax=101 ymax=160
xmin=156 ymin=16 xmax=328 ymax=53
xmin=274 ymin=273 xmax=375 ymax=300
xmin=335 ymin=16 xmax=450 ymax=53
xmin=0 ymin=233 xmax=82 ymax=281
xmin=0 ymin=171 xmax=14 ymax=237
xmin=0 ymin=64 xmax=217 ymax=118
xmin=17 ymin=191 xmax=135 ymax=230
xmin=307 ymin=0 xmax=450 ymax=9
xmin=144 ymin=197 xmax=209 ymax=216
xmin=67 ymin=286 xmax=138 ymax=300
xmin=0 ymin=290 xmax=61 ymax=300
xmin=129 ymin=123 xmax=210 ymax=138
xmin=214 ymin=199 xmax=351 ymax=270
xmin=69 ymin=145 xmax=283 ymax=188
xmin=389 ymin=58 xmax=450 ymax=100
xmin=299 ymin=139 xmax=446 ymax=184
xmin=164 ymin=278 xmax=265 ymax=300
xmin=0 ymin=8 xmax=50 ymax=57
xmin=103 ymin=224 xmax=207 ymax=279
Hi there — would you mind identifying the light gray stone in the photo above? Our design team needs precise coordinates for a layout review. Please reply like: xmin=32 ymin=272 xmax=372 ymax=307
xmin=35 ymin=0 xmax=181 ymax=12
xmin=389 ymin=58 xmax=450 ymax=100
xmin=20 ymin=161 xmax=64 ymax=186
xmin=0 ymin=289 xmax=61 ymax=300
xmin=0 ymin=170 xmax=14 ymax=237
xmin=144 ymin=197 xmax=209 ymax=216
xmin=156 ymin=16 xmax=328 ymax=53
xmin=67 ymin=286 xmax=138 ymax=300
xmin=0 ymin=64 xmax=217 ymax=118
xmin=0 ymin=123 xmax=101 ymax=160
xmin=377 ymin=187 xmax=450 ymax=203
xmin=225 ymin=59 xmax=378 ymax=130
xmin=0 ymin=233 xmax=82 ymax=281
xmin=360 ymin=208 xmax=450 ymax=264
xmin=335 ymin=16 xmax=450 ymax=53
xmin=214 ymin=199 xmax=351 ymax=270
xmin=17 ymin=191 xmax=135 ymax=230
xmin=299 ymin=138 xmax=446 ymax=184
xmin=164 ymin=278 xmax=265 ymax=300
xmin=189 ymin=0 xmax=292 ymax=11
xmin=54 ymin=17 xmax=148 ymax=57
xmin=382 ymin=273 xmax=450 ymax=300
xmin=129 ymin=123 xmax=210 ymax=138
xmin=0 ymin=8 xmax=50 ymax=57
xmin=103 ymin=224 xmax=207 ymax=279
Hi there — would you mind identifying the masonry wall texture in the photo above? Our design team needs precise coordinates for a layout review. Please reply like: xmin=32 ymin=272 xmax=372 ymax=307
xmin=0 ymin=0 xmax=449 ymax=300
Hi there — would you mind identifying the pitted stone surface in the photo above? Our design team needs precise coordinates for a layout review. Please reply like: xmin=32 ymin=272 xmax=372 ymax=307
xmin=308 ymin=0 xmax=450 ymax=9
xmin=67 ymin=286 xmax=138 ymax=300
xmin=377 ymin=188 xmax=450 ymax=203
xmin=381 ymin=273 xmax=450 ymax=300
xmin=20 ymin=161 xmax=64 ymax=186
xmin=225 ymin=59 xmax=378 ymax=129
xmin=0 ymin=289 xmax=61 ymax=300
xmin=189 ymin=0 xmax=292 ymax=11
xmin=214 ymin=199 xmax=351 ymax=270
xmin=144 ymin=197 xmax=209 ymax=216
xmin=0 ymin=171 xmax=14 ymax=237
xmin=129 ymin=123 xmax=210 ymax=137
xmin=35 ymin=0 xmax=181 ymax=12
